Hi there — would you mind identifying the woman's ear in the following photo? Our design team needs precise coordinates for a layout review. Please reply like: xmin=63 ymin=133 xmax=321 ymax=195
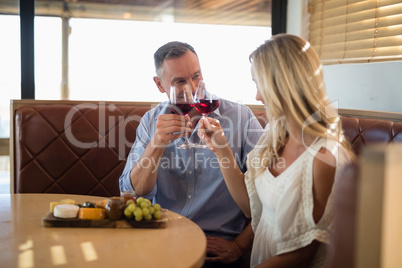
xmin=153 ymin=76 xmax=165 ymax=93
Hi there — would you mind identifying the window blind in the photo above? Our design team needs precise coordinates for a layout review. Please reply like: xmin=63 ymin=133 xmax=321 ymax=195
xmin=308 ymin=0 xmax=402 ymax=64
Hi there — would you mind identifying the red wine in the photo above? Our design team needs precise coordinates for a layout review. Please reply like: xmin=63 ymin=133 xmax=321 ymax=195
xmin=195 ymin=99 xmax=220 ymax=114
xmin=171 ymin=103 xmax=194 ymax=115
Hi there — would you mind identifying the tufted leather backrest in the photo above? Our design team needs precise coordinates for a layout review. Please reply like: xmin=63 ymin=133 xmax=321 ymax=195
xmin=11 ymin=100 xmax=154 ymax=196
xmin=341 ymin=116 xmax=402 ymax=155
xmin=251 ymin=106 xmax=402 ymax=156
xmin=11 ymin=100 xmax=402 ymax=196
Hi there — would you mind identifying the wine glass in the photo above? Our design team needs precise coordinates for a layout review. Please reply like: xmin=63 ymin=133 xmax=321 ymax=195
xmin=170 ymin=84 xmax=195 ymax=149
xmin=193 ymin=80 xmax=220 ymax=149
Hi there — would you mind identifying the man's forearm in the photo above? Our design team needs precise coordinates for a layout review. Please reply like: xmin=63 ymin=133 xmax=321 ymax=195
xmin=233 ymin=222 xmax=254 ymax=258
xmin=130 ymin=137 xmax=166 ymax=196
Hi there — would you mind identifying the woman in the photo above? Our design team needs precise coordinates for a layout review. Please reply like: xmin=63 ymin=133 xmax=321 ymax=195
xmin=198 ymin=34 xmax=354 ymax=267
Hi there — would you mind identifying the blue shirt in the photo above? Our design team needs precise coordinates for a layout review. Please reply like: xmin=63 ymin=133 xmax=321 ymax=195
xmin=119 ymin=99 xmax=262 ymax=240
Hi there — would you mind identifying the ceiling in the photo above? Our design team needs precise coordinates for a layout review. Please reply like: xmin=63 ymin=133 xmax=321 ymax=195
xmin=0 ymin=0 xmax=272 ymax=26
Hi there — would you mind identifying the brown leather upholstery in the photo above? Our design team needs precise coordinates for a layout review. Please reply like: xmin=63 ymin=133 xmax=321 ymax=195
xmin=253 ymin=110 xmax=402 ymax=155
xmin=12 ymin=101 xmax=152 ymax=196
xmin=341 ymin=116 xmax=402 ymax=155
xmin=12 ymin=100 xmax=402 ymax=197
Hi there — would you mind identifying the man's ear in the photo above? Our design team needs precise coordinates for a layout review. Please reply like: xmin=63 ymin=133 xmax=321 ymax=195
xmin=153 ymin=76 xmax=165 ymax=93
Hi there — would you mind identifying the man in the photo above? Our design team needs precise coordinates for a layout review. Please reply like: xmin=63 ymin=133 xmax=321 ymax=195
xmin=119 ymin=41 xmax=262 ymax=267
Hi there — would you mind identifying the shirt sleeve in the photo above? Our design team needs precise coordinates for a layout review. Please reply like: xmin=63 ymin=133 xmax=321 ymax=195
xmin=118 ymin=111 xmax=154 ymax=193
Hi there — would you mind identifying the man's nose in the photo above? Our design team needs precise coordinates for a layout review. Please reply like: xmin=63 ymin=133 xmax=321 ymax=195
xmin=189 ymin=81 xmax=197 ymax=94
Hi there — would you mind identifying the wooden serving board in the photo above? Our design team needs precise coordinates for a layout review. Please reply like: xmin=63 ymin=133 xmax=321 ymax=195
xmin=41 ymin=210 xmax=168 ymax=229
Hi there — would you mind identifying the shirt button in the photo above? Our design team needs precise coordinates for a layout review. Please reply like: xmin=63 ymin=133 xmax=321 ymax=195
xmin=188 ymin=195 xmax=192 ymax=199
xmin=188 ymin=171 xmax=193 ymax=175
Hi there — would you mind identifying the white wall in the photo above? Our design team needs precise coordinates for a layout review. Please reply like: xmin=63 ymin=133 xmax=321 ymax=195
xmin=323 ymin=62 xmax=402 ymax=113
xmin=287 ymin=0 xmax=402 ymax=113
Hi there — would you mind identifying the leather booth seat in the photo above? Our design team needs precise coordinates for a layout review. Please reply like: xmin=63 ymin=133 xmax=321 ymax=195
xmin=11 ymin=100 xmax=402 ymax=196
xmin=341 ymin=115 xmax=402 ymax=155
xmin=11 ymin=100 xmax=151 ymax=196
xmin=252 ymin=108 xmax=402 ymax=155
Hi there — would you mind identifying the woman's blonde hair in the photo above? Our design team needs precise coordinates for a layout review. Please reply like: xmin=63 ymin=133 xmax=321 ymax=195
xmin=248 ymin=34 xmax=353 ymax=176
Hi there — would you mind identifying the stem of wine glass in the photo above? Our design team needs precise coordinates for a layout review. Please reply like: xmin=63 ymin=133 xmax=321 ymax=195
xmin=177 ymin=114 xmax=191 ymax=149
xmin=196 ymin=114 xmax=208 ymax=147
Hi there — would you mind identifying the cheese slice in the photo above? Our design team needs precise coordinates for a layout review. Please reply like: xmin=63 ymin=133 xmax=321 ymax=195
xmin=59 ymin=199 xmax=76 ymax=205
xmin=50 ymin=199 xmax=76 ymax=213
xmin=78 ymin=208 xmax=106 ymax=220
xmin=50 ymin=201 xmax=60 ymax=213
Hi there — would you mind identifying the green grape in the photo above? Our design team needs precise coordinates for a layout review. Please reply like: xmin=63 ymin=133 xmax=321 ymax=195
xmin=136 ymin=197 xmax=144 ymax=206
xmin=126 ymin=199 xmax=135 ymax=206
xmin=148 ymin=206 xmax=155 ymax=215
xmin=153 ymin=203 xmax=161 ymax=211
xmin=153 ymin=210 xmax=162 ymax=220
xmin=142 ymin=207 xmax=150 ymax=216
xmin=140 ymin=201 xmax=150 ymax=209
xmin=124 ymin=207 xmax=133 ymax=218
xmin=135 ymin=215 xmax=143 ymax=222
xmin=126 ymin=203 xmax=135 ymax=212
xmin=133 ymin=208 xmax=143 ymax=217
xmin=128 ymin=201 xmax=163 ymax=222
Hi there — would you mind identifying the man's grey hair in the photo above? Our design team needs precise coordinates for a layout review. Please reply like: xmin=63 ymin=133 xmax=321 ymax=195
xmin=154 ymin=41 xmax=198 ymax=77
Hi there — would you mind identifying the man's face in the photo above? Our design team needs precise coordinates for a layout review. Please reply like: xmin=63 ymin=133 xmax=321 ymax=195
xmin=155 ymin=51 xmax=203 ymax=98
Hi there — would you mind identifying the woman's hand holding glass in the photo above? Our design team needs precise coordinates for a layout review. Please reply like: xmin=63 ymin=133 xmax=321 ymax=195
xmin=194 ymin=80 xmax=220 ymax=148
xmin=197 ymin=117 xmax=229 ymax=153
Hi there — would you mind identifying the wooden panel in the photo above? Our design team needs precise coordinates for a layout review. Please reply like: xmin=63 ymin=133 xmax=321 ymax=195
xmin=338 ymin=108 xmax=402 ymax=121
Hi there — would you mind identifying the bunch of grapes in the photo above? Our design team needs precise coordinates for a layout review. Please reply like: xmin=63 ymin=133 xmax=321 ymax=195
xmin=124 ymin=197 xmax=162 ymax=221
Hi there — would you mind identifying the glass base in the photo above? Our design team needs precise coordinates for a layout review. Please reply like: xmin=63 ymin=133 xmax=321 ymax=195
xmin=192 ymin=142 xmax=208 ymax=149
xmin=177 ymin=141 xmax=193 ymax=149
xmin=177 ymin=145 xmax=191 ymax=149
xmin=177 ymin=142 xmax=209 ymax=149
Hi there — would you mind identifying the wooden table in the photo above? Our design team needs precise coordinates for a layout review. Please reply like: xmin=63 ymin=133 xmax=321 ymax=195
xmin=0 ymin=194 xmax=206 ymax=268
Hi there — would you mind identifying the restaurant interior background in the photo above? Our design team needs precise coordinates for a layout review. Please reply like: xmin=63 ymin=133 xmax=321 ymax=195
xmin=1 ymin=0 xmax=401 ymax=194
xmin=0 ymin=0 xmax=275 ymax=193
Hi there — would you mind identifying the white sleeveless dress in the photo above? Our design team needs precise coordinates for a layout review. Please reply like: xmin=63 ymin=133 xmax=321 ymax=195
xmin=245 ymin=132 xmax=351 ymax=267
